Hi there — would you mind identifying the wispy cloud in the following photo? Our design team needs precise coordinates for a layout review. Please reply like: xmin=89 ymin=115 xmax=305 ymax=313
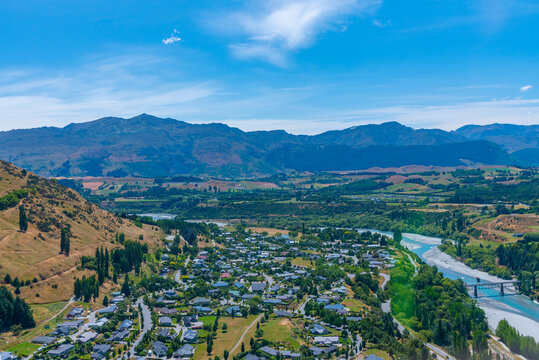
xmin=521 ymin=84 xmax=532 ymax=92
xmin=219 ymin=0 xmax=381 ymax=66
xmin=162 ymin=29 xmax=182 ymax=45
xmin=0 ymin=54 xmax=216 ymax=131
xmin=372 ymin=19 xmax=391 ymax=28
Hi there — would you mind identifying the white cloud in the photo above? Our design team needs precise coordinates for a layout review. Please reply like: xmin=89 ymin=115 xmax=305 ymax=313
xmin=521 ymin=84 xmax=532 ymax=92
xmin=222 ymin=0 xmax=381 ymax=66
xmin=162 ymin=29 xmax=182 ymax=45
xmin=0 ymin=55 xmax=217 ymax=131
xmin=372 ymin=19 xmax=391 ymax=27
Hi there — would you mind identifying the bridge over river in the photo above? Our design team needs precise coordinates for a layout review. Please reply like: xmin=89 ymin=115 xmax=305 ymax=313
xmin=464 ymin=280 xmax=520 ymax=298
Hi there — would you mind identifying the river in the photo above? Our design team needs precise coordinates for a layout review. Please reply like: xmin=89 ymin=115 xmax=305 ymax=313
xmin=398 ymin=232 xmax=539 ymax=341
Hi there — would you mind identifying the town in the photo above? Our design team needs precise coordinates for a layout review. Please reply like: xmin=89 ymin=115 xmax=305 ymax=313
xmin=6 ymin=225 xmax=405 ymax=360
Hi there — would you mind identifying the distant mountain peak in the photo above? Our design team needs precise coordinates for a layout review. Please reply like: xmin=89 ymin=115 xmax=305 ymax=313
xmin=0 ymin=114 xmax=535 ymax=177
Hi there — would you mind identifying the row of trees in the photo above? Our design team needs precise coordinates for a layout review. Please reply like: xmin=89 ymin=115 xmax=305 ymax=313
xmin=495 ymin=234 xmax=538 ymax=296
xmin=496 ymin=319 xmax=539 ymax=359
xmin=74 ymin=275 xmax=99 ymax=302
xmin=0 ymin=286 xmax=35 ymax=330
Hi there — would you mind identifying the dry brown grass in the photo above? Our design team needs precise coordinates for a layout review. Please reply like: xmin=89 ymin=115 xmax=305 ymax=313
xmin=0 ymin=161 xmax=162 ymax=304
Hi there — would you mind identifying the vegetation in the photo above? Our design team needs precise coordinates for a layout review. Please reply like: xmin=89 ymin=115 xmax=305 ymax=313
xmin=496 ymin=319 xmax=539 ymax=359
xmin=390 ymin=261 xmax=489 ymax=359
xmin=0 ymin=286 xmax=35 ymax=330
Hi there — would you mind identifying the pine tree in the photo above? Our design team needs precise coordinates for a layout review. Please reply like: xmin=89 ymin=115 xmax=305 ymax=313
xmin=121 ymin=274 xmax=131 ymax=297
xmin=393 ymin=229 xmax=402 ymax=243
xmin=18 ymin=206 xmax=28 ymax=232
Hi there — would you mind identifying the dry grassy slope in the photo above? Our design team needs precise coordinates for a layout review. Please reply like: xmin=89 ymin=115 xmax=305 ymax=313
xmin=0 ymin=161 xmax=162 ymax=304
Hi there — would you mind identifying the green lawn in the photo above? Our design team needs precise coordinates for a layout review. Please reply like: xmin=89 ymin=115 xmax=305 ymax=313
xmin=6 ymin=342 xmax=41 ymax=356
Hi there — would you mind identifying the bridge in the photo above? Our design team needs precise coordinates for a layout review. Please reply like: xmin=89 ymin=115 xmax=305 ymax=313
xmin=464 ymin=280 xmax=520 ymax=297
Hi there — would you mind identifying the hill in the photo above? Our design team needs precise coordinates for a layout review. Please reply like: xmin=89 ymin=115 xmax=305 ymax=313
xmin=0 ymin=114 xmax=535 ymax=178
xmin=455 ymin=123 xmax=539 ymax=152
xmin=0 ymin=160 xmax=161 ymax=304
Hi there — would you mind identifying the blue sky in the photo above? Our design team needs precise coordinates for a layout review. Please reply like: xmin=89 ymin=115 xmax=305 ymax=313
xmin=1 ymin=0 xmax=538 ymax=134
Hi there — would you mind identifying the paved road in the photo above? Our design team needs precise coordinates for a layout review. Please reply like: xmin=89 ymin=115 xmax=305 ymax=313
xmin=379 ymin=273 xmax=390 ymax=290
xmin=407 ymin=253 xmax=418 ymax=275
xmin=129 ymin=298 xmax=153 ymax=358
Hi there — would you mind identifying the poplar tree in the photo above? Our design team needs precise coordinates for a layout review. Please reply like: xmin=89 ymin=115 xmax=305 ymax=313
xmin=18 ymin=205 xmax=28 ymax=232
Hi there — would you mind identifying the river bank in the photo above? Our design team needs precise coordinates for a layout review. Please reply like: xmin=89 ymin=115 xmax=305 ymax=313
xmin=402 ymin=235 xmax=539 ymax=341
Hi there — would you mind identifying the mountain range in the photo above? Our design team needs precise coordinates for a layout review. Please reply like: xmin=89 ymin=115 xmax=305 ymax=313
xmin=0 ymin=114 xmax=536 ymax=178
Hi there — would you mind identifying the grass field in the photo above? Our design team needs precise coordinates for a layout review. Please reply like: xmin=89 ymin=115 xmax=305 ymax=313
xmin=6 ymin=342 xmax=41 ymax=356
xmin=259 ymin=318 xmax=303 ymax=350
xmin=289 ymin=257 xmax=314 ymax=268
xmin=194 ymin=315 xmax=259 ymax=360
xmin=342 ymin=298 xmax=368 ymax=313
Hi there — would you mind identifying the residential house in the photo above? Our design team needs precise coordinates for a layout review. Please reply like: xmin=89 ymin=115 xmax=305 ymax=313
xmin=159 ymin=316 xmax=173 ymax=326
xmin=173 ymin=344 xmax=195 ymax=359
xmin=48 ymin=344 xmax=75 ymax=358
xmin=152 ymin=341 xmax=168 ymax=358
xmin=91 ymin=344 xmax=111 ymax=360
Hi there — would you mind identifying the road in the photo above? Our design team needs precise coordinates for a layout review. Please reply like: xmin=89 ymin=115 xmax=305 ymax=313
xmin=174 ymin=256 xmax=191 ymax=285
xmin=379 ymin=273 xmax=390 ymax=290
xmin=230 ymin=314 xmax=264 ymax=355
xmin=407 ymin=253 xmax=418 ymax=275
xmin=128 ymin=297 xmax=153 ymax=358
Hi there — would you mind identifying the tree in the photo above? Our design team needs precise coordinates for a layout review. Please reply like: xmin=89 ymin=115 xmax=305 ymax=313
xmin=223 ymin=350 xmax=229 ymax=360
xmin=3 ymin=273 xmax=11 ymax=284
xmin=241 ymin=343 xmax=245 ymax=353
xmin=60 ymin=228 xmax=70 ymax=256
xmin=103 ymin=295 xmax=109 ymax=306
xmin=18 ymin=206 xmax=28 ymax=232
xmin=393 ymin=229 xmax=402 ymax=243
xmin=121 ymin=274 xmax=131 ymax=297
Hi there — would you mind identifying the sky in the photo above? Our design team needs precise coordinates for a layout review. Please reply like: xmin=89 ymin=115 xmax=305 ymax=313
xmin=1 ymin=0 xmax=538 ymax=134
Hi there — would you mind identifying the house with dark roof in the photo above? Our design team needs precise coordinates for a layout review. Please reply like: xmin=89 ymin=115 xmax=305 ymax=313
xmin=173 ymin=344 xmax=195 ymax=358
xmin=310 ymin=324 xmax=330 ymax=335
xmin=274 ymin=310 xmax=293 ymax=317
xmin=183 ymin=329 xmax=198 ymax=343
xmin=225 ymin=305 xmax=241 ymax=316
xmin=250 ymin=282 xmax=266 ymax=292
xmin=48 ymin=344 xmax=75 ymax=358
xmin=91 ymin=344 xmax=111 ymax=360
xmin=152 ymin=341 xmax=168 ymax=358
xmin=159 ymin=316 xmax=173 ymax=326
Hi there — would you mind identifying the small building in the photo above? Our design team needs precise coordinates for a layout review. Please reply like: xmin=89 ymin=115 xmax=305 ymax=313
xmin=119 ymin=319 xmax=133 ymax=330
xmin=174 ymin=344 xmax=195 ymax=358
xmin=65 ymin=307 xmax=84 ymax=319
xmin=159 ymin=316 xmax=173 ymax=326
xmin=274 ymin=310 xmax=293 ymax=317
xmin=152 ymin=341 xmax=168 ymax=358
xmin=313 ymin=336 xmax=339 ymax=346
xmin=310 ymin=324 xmax=330 ymax=335
xmin=77 ymin=331 xmax=98 ymax=343
xmin=110 ymin=329 xmax=130 ymax=342
xmin=91 ymin=344 xmax=111 ymax=360
xmin=32 ymin=336 xmax=56 ymax=345
xmin=250 ymin=282 xmax=266 ymax=292
xmin=98 ymin=304 xmax=117 ymax=315
xmin=225 ymin=305 xmax=241 ymax=316
xmin=48 ymin=344 xmax=75 ymax=358
xmin=183 ymin=329 xmax=198 ymax=343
